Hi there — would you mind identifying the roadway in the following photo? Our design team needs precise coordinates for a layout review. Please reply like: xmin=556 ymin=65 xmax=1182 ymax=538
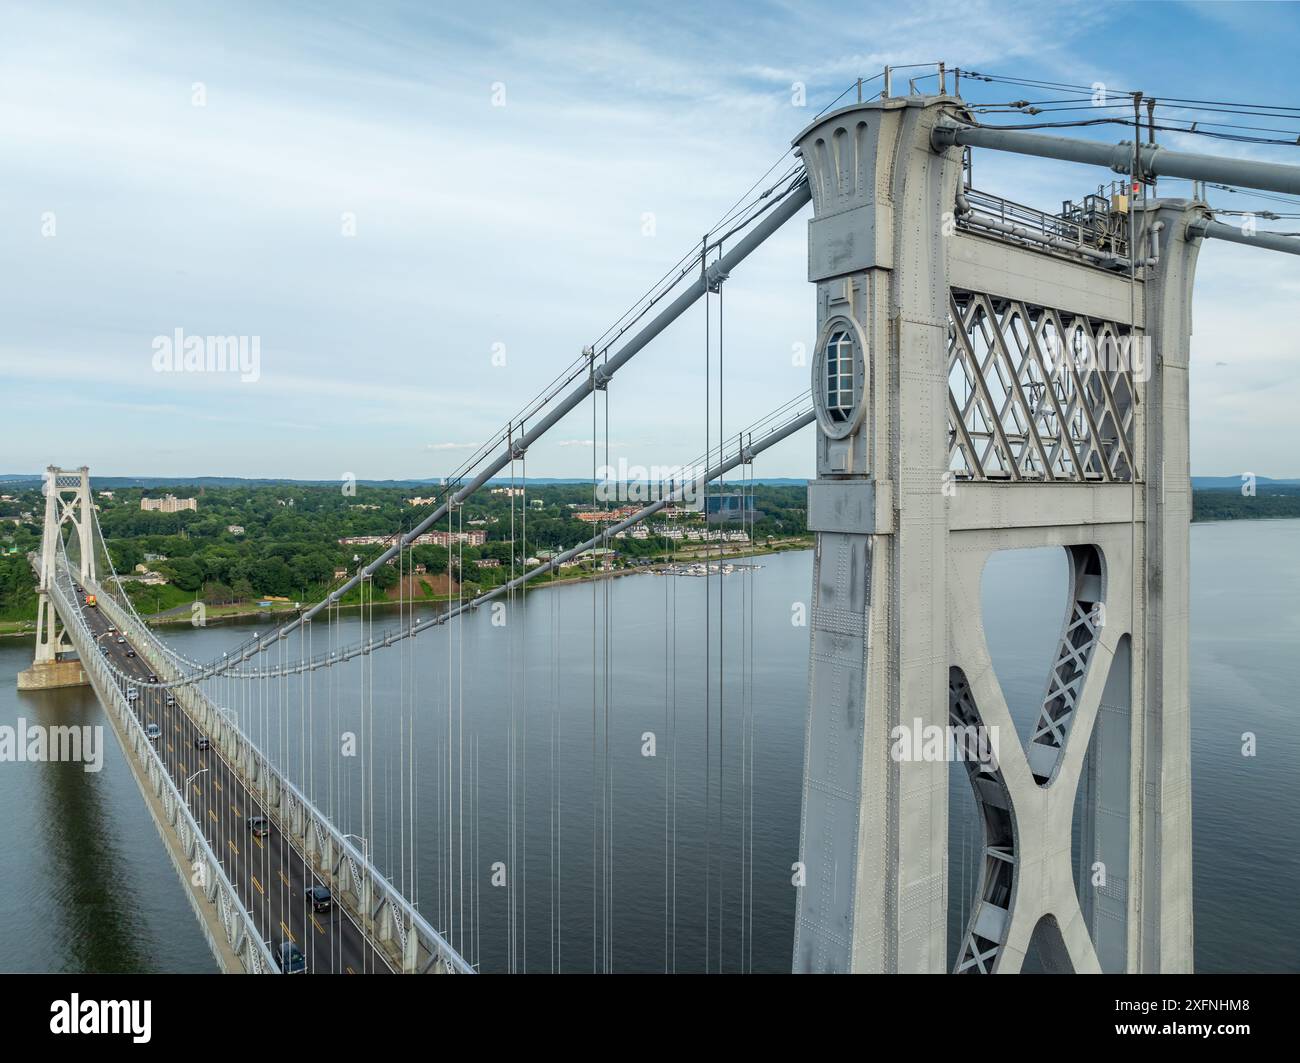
xmin=78 ymin=594 xmax=391 ymax=974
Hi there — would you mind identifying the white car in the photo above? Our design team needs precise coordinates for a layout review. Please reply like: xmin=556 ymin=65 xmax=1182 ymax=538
xmin=144 ymin=723 xmax=161 ymax=741
xmin=127 ymin=689 xmax=139 ymax=701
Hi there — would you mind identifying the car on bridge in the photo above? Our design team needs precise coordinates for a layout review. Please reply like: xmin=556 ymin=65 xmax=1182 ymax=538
xmin=276 ymin=941 xmax=306 ymax=974
xmin=127 ymin=689 xmax=139 ymax=702
xmin=195 ymin=736 xmax=211 ymax=750
xmin=165 ymin=694 xmax=176 ymax=706
xmin=126 ymin=649 xmax=136 ymax=658
xmin=116 ymin=637 xmax=126 ymax=645
xmin=148 ymin=673 xmax=158 ymax=683
xmin=144 ymin=723 xmax=161 ymax=741
xmin=308 ymin=885 xmax=331 ymax=912
xmin=247 ymin=816 xmax=270 ymax=838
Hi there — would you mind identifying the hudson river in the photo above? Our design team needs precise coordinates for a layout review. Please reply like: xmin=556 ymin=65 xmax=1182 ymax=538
xmin=2 ymin=521 xmax=1297 ymax=972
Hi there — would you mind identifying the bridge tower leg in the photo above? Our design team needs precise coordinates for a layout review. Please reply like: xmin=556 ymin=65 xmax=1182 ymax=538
xmin=1130 ymin=199 xmax=1199 ymax=972
xmin=18 ymin=465 xmax=94 ymax=690
xmin=791 ymin=95 xmax=1199 ymax=973
xmin=791 ymin=96 xmax=962 ymax=973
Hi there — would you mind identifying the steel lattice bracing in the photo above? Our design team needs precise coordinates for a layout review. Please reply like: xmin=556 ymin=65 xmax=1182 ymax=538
xmin=947 ymin=293 xmax=1137 ymax=483
xmin=1026 ymin=545 xmax=1105 ymax=784
xmin=949 ymin=667 xmax=1016 ymax=974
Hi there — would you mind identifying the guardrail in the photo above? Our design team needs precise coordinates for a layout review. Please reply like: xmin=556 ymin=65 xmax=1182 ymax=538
xmin=77 ymin=565 xmax=473 ymax=974
xmin=48 ymin=567 xmax=277 ymax=974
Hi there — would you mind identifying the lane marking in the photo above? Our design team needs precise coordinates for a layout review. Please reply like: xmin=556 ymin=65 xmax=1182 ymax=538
xmin=253 ymin=836 xmax=263 ymax=850
xmin=280 ymin=920 xmax=296 ymax=944
xmin=208 ymin=809 xmax=217 ymax=823
xmin=279 ymin=870 xmax=290 ymax=888
xmin=252 ymin=875 xmax=264 ymax=896
xmin=213 ymin=780 xmax=222 ymax=793
xmin=312 ymin=916 xmax=324 ymax=935
xmin=166 ymin=742 xmax=174 ymax=754
xmin=192 ymin=784 xmax=201 ymax=798
xmin=346 ymin=965 xmax=355 ymax=975
xmin=228 ymin=839 xmax=239 ymax=856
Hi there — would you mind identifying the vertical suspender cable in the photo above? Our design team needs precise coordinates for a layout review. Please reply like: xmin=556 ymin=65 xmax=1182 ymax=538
xmin=521 ymin=436 xmax=529 ymax=972
xmin=702 ymin=234 xmax=712 ymax=972
xmin=603 ymin=363 xmax=613 ymax=973
xmin=717 ymin=239 xmax=725 ymax=970
xmin=590 ymin=348 xmax=599 ymax=973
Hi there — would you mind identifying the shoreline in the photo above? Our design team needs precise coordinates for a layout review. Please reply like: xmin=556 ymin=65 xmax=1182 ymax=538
xmin=139 ymin=540 xmax=814 ymax=628
xmin=9 ymin=513 xmax=1296 ymax=639
xmin=0 ymin=539 xmax=814 ymax=638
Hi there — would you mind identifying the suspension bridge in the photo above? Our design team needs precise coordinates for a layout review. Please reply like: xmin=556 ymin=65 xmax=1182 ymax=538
xmin=18 ymin=65 xmax=1300 ymax=974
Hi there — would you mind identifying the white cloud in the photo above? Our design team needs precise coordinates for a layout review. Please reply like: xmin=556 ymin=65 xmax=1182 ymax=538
xmin=1 ymin=0 xmax=1297 ymax=478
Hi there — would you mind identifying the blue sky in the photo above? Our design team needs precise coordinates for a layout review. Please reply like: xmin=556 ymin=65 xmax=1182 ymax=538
xmin=2 ymin=0 xmax=1299 ymax=479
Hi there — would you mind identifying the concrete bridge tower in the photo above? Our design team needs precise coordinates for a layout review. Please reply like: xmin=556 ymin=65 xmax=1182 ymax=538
xmin=18 ymin=465 xmax=96 ymax=690
xmin=792 ymin=92 xmax=1200 ymax=973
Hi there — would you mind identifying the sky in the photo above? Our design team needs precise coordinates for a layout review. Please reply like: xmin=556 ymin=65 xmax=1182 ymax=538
xmin=2 ymin=0 xmax=1299 ymax=480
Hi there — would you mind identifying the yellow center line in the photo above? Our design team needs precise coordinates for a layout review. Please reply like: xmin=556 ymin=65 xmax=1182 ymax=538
xmin=166 ymin=742 xmax=174 ymax=754
xmin=192 ymin=784 xmax=201 ymax=798
xmin=346 ymin=965 xmax=355 ymax=975
xmin=312 ymin=916 xmax=324 ymax=934
xmin=230 ymin=804 xmax=240 ymax=818
xmin=208 ymin=809 xmax=217 ymax=823
xmin=228 ymin=839 xmax=239 ymax=856
xmin=251 ymin=875 xmax=264 ymax=896
xmin=253 ymin=835 xmax=263 ymax=850
xmin=213 ymin=780 xmax=222 ymax=792
xmin=280 ymin=920 xmax=296 ymax=944
xmin=279 ymin=870 xmax=290 ymax=888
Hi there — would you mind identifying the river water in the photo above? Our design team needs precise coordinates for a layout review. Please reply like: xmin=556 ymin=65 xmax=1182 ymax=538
xmin=2 ymin=521 xmax=1297 ymax=973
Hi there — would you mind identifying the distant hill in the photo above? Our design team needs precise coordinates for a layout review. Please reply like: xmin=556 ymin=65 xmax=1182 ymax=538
xmin=1191 ymin=476 xmax=1300 ymax=488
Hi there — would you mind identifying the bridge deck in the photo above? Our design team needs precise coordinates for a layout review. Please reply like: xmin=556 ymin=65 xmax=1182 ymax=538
xmin=81 ymin=598 xmax=390 ymax=974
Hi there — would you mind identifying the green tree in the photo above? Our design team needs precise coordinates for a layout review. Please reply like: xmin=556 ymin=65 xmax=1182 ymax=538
xmin=165 ymin=556 xmax=204 ymax=593
xmin=204 ymin=581 xmax=236 ymax=605
xmin=371 ymin=563 xmax=399 ymax=591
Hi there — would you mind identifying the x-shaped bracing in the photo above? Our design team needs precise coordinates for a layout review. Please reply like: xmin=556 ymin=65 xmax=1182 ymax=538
xmin=948 ymin=526 xmax=1132 ymax=973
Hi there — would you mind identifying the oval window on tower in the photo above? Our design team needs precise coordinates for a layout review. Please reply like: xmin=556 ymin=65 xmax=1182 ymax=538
xmin=825 ymin=330 xmax=855 ymax=422
xmin=814 ymin=317 xmax=867 ymax=438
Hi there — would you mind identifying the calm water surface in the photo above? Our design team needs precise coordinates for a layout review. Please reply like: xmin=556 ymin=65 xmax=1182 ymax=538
xmin=1 ymin=521 xmax=1296 ymax=972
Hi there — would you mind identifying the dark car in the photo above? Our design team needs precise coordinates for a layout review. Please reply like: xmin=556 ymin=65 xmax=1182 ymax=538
xmin=148 ymin=674 xmax=158 ymax=683
xmin=195 ymin=736 xmax=211 ymax=750
xmin=308 ymin=885 xmax=332 ymax=912
xmin=276 ymin=941 xmax=306 ymax=974
xmin=144 ymin=723 xmax=161 ymax=741
xmin=126 ymin=649 xmax=136 ymax=657
xmin=165 ymin=694 xmax=176 ymax=706
xmin=247 ymin=816 xmax=270 ymax=838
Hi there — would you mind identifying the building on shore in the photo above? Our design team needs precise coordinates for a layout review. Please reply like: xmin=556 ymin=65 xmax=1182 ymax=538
xmin=338 ymin=529 xmax=487 ymax=548
xmin=141 ymin=494 xmax=197 ymax=513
